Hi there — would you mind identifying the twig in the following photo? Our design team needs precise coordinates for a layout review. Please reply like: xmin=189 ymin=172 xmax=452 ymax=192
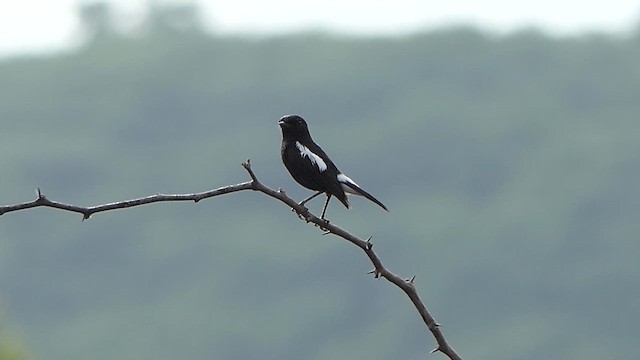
xmin=0 ymin=159 xmax=462 ymax=360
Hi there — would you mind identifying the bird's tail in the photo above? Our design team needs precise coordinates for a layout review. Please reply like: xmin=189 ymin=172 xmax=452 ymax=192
xmin=338 ymin=174 xmax=388 ymax=211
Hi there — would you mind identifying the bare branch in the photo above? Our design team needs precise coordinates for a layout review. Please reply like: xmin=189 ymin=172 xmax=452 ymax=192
xmin=0 ymin=160 xmax=462 ymax=360
xmin=0 ymin=182 xmax=254 ymax=219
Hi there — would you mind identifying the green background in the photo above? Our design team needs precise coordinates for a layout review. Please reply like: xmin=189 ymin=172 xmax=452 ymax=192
xmin=0 ymin=4 xmax=638 ymax=359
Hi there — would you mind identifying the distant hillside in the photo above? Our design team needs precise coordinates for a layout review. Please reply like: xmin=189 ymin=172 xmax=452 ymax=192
xmin=0 ymin=9 xmax=639 ymax=359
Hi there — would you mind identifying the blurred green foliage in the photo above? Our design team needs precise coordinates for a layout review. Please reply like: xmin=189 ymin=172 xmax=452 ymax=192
xmin=0 ymin=320 xmax=27 ymax=360
xmin=0 ymin=3 xmax=639 ymax=360
xmin=0 ymin=340 xmax=27 ymax=360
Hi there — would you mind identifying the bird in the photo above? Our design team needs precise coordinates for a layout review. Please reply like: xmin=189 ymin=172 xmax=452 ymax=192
xmin=278 ymin=114 xmax=388 ymax=219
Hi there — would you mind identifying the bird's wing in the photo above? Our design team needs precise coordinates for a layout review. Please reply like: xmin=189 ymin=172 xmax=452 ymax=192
xmin=284 ymin=141 xmax=349 ymax=208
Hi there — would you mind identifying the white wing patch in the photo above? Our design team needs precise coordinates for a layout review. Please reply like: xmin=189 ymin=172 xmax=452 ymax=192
xmin=337 ymin=173 xmax=361 ymax=195
xmin=296 ymin=141 xmax=328 ymax=172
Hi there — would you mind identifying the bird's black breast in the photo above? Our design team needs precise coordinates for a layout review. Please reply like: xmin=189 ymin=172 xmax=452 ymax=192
xmin=281 ymin=141 xmax=324 ymax=191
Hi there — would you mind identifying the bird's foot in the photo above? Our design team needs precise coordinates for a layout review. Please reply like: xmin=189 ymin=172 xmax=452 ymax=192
xmin=296 ymin=212 xmax=307 ymax=221
xmin=317 ymin=218 xmax=330 ymax=231
xmin=292 ymin=202 xmax=309 ymax=220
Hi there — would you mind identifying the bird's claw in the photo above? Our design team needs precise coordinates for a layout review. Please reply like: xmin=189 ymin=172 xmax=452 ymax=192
xmin=318 ymin=218 xmax=330 ymax=231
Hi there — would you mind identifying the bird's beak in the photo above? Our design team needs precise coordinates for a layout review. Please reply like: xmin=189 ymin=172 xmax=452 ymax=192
xmin=278 ymin=120 xmax=286 ymax=127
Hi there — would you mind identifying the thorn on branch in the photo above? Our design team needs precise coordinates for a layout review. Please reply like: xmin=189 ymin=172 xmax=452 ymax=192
xmin=366 ymin=237 xmax=373 ymax=250
xmin=367 ymin=268 xmax=382 ymax=279
xmin=406 ymin=275 xmax=416 ymax=283
xmin=430 ymin=347 xmax=442 ymax=354
xmin=35 ymin=187 xmax=47 ymax=201
xmin=34 ymin=188 xmax=47 ymax=204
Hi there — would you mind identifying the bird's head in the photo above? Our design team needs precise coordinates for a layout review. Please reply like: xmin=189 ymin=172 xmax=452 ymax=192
xmin=278 ymin=114 xmax=311 ymax=140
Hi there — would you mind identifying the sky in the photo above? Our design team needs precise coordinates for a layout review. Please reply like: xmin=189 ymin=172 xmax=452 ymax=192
xmin=0 ymin=0 xmax=639 ymax=57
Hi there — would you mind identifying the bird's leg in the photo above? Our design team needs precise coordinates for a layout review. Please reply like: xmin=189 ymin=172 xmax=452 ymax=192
xmin=320 ymin=194 xmax=332 ymax=220
xmin=299 ymin=191 xmax=323 ymax=207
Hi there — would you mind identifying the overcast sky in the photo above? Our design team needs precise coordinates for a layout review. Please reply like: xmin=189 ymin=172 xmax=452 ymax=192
xmin=1 ymin=0 xmax=639 ymax=57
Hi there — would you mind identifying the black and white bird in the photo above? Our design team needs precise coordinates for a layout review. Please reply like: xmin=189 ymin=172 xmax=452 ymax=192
xmin=278 ymin=114 xmax=388 ymax=219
